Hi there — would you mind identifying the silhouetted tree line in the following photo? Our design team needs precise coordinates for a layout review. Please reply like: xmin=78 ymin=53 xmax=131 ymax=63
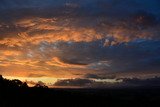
xmin=0 ymin=75 xmax=48 ymax=89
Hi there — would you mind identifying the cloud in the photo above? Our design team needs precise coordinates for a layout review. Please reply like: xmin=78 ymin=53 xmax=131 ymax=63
xmin=0 ymin=50 xmax=22 ymax=56
xmin=54 ymin=39 xmax=160 ymax=73
xmin=28 ymin=73 xmax=46 ymax=78
xmin=0 ymin=59 xmax=39 ymax=67
xmin=0 ymin=0 xmax=160 ymax=82
xmin=0 ymin=38 xmax=160 ymax=79
xmin=0 ymin=0 xmax=160 ymax=47
xmin=0 ymin=15 xmax=159 ymax=47
xmin=84 ymin=74 xmax=100 ymax=79
xmin=118 ymin=76 xmax=160 ymax=87
xmin=53 ymin=76 xmax=160 ymax=88
xmin=46 ymin=57 xmax=87 ymax=68
xmin=85 ymin=74 xmax=116 ymax=79
xmin=54 ymin=78 xmax=94 ymax=87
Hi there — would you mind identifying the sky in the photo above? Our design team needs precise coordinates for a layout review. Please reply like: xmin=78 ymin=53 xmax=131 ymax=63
xmin=0 ymin=0 xmax=160 ymax=88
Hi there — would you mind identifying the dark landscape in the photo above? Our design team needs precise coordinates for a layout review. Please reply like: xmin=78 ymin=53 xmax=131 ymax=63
xmin=1 ymin=75 xmax=160 ymax=107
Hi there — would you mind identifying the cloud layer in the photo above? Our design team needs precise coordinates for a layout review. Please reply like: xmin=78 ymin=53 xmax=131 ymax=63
xmin=0 ymin=0 xmax=160 ymax=86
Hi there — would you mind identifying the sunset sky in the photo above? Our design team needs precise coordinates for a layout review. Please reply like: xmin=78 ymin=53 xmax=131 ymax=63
xmin=0 ymin=0 xmax=160 ymax=87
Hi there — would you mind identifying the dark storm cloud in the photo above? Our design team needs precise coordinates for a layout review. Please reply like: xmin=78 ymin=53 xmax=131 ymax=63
xmin=31 ymin=38 xmax=160 ymax=76
xmin=54 ymin=76 xmax=160 ymax=87
xmin=54 ymin=78 xmax=94 ymax=87
xmin=53 ymin=39 xmax=160 ymax=73
xmin=118 ymin=77 xmax=160 ymax=87
xmin=85 ymin=74 xmax=116 ymax=79
xmin=107 ymin=40 xmax=160 ymax=73
xmin=85 ymin=74 xmax=101 ymax=79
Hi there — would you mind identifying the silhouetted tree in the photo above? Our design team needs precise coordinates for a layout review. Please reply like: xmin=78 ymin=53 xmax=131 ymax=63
xmin=0 ymin=75 xmax=28 ymax=89
xmin=22 ymin=82 xmax=28 ymax=88
xmin=34 ymin=83 xmax=48 ymax=89
xmin=0 ymin=75 xmax=2 ymax=79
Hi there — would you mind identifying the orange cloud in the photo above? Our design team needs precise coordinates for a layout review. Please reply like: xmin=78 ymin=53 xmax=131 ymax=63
xmin=0 ymin=50 xmax=23 ymax=66
xmin=0 ymin=17 xmax=156 ymax=47
xmin=0 ymin=28 xmax=102 ymax=47
xmin=0 ymin=59 xmax=39 ymax=68
xmin=1 ymin=50 xmax=22 ymax=56
xmin=0 ymin=62 xmax=10 ymax=67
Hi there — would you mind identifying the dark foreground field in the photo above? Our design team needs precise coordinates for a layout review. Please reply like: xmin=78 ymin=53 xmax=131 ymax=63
xmin=1 ymin=75 xmax=160 ymax=107
xmin=1 ymin=87 xmax=160 ymax=107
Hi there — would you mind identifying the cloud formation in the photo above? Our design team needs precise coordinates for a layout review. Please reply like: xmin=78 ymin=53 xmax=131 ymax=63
xmin=54 ymin=78 xmax=94 ymax=87
xmin=118 ymin=77 xmax=160 ymax=87
xmin=0 ymin=0 xmax=160 ymax=86
xmin=53 ymin=76 xmax=160 ymax=88
xmin=0 ymin=0 xmax=160 ymax=47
